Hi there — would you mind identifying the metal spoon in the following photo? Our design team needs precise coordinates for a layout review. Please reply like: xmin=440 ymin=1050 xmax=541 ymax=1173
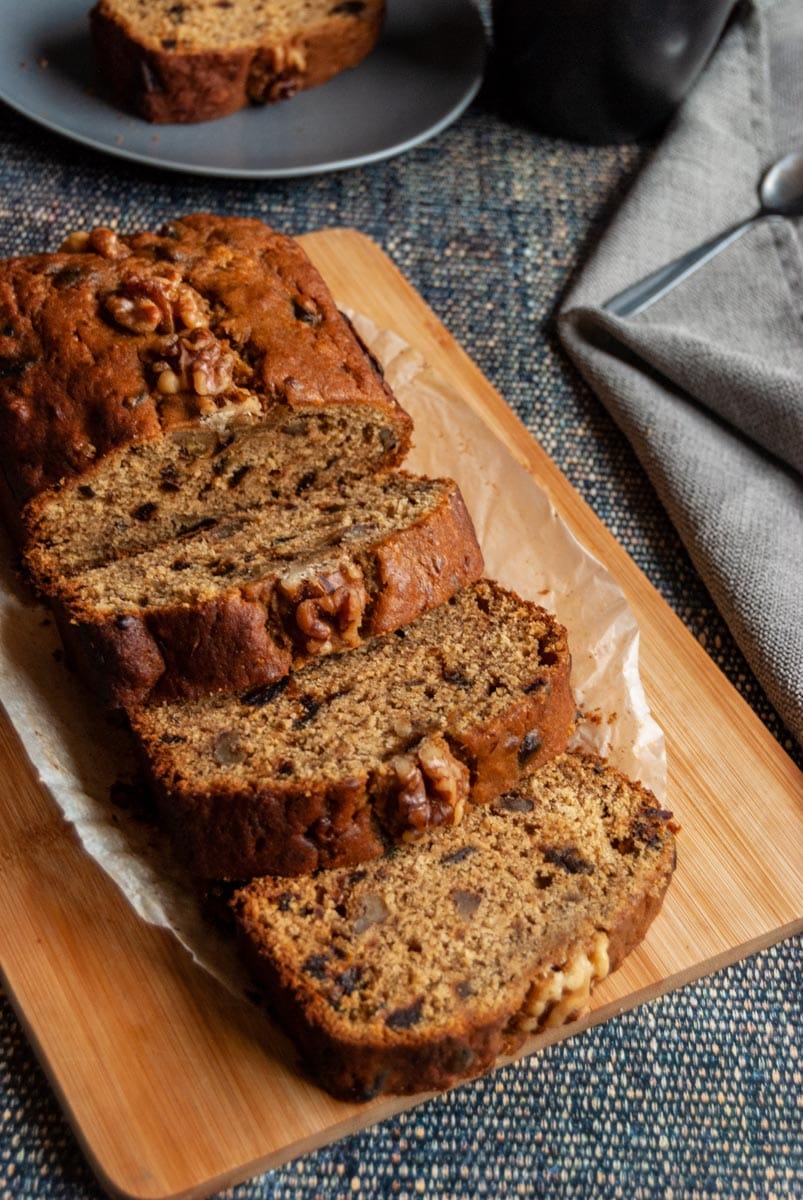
xmin=603 ymin=145 xmax=803 ymax=318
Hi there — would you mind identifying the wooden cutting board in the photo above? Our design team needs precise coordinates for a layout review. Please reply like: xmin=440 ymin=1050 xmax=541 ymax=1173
xmin=1 ymin=230 xmax=800 ymax=1200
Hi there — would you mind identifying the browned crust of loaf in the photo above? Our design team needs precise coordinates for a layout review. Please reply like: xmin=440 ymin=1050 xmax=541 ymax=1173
xmin=40 ymin=477 xmax=484 ymax=708
xmin=133 ymin=607 xmax=574 ymax=879
xmin=233 ymin=794 xmax=676 ymax=1099
xmin=140 ymin=761 xmax=369 ymax=878
xmin=457 ymin=637 xmax=575 ymax=808
xmin=0 ymin=213 xmax=410 ymax=521
xmin=157 ymin=774 xmax=387 ymax=879
xmin=90 ymin=3 xmax=385 ymax=124
xmin=50 ymin=592 xmax=294 ymax=710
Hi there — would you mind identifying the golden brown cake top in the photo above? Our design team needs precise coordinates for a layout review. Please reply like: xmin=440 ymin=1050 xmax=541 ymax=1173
xmin=0 ymin=214 xmax=406 ymax=503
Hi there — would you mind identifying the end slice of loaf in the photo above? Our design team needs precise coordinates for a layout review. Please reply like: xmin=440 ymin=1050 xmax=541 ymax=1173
xmin=31 ymin=474 xmax=483 ymax=708
xmin=90 ymin=0 xmax=385 ymax=124
xmin=128 ymin=580 xmax=576 ymax=878
xmin=0 ymin=214 xmax=411 ymax=570
xmin=233 ymin=754 xmax=677 ymax=1100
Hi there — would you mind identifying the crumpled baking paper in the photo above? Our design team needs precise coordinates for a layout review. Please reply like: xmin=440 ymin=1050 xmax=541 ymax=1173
xmin=0 ymin=316 xmax=665 ymax=995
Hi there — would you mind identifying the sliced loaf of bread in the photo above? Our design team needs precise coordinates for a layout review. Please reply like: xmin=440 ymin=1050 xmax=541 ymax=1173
xmin=128 ymin=580 xmax=575 ymax=878
xmin=90 ymin=0 xmax=385 ymax=124
xmin=232 ymin=754 xmax=677 ymax=1099
xmin=0 ymin=215 xmax=411 ymax=570
xmin=31 ymin=473 xmax=483 ymax=708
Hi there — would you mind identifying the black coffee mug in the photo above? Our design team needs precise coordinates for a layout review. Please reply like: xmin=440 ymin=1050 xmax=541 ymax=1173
xmin=491 ymin=0 xmax=737 ymax=143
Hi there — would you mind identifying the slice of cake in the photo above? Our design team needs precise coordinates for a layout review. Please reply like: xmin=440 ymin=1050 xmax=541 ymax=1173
xmin=32 ymin=474 xmax=483 ymax=707
xmin=90 ymin=0 xmax=386 ymax=123
xmin=129 ymin=580 xmax=576 ymax=878
xmin=233 ymin=754 xmax=677 ymax=1099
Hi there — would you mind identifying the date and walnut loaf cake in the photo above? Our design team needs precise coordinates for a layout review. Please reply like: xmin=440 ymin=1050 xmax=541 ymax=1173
xmin=128 ymin=580 xmax=576 ymax=879
xmin=31 ymin=473 xmax=483 ymax=708
xmin=0 ymin=215 xmax=674 ymax=1108
xmin=90 ymin=0 xmax=385 ymax=123
xmin=232 ymin=753 xmax=677 ymax=1100
xmin=0 ymin=214 xmax=411 ymax=571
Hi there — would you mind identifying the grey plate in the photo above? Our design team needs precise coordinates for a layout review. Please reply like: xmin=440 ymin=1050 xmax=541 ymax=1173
xmin=0 ymin=0 xmax=485 ymax=178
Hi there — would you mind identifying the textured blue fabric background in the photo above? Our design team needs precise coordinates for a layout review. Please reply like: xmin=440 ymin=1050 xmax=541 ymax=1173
xmin=0 ymin=3 xmax=800 ymax=1196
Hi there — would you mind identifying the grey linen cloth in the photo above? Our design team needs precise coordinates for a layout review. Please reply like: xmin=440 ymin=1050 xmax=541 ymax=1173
xmin=559 ymin=0 xmax=803 ymax=746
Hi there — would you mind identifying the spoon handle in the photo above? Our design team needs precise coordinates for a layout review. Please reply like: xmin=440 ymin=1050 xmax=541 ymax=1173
xmin=603 ymin=215 xmax=757 ymax=318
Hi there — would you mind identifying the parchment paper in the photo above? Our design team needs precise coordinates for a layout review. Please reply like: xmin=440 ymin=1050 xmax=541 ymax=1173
xmin=0 ymin=317 xmax=665 ymax=995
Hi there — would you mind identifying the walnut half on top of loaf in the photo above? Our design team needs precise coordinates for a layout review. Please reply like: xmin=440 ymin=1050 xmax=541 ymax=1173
xmin=90 ymin=0 xmax=386 ymax=123
xmin=0 ymin=214 xmax=411 ymax=572
xmin=232 ymin=753 xmax=677 ymax=1100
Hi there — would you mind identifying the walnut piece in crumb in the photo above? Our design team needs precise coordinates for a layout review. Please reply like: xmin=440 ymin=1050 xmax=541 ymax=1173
xmin=382 ymin=734 xmax=470 ymax=842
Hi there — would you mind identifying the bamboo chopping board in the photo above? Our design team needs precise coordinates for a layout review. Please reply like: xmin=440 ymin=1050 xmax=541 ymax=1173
xmin=1 ymin=230 xmax=801 ymax=1200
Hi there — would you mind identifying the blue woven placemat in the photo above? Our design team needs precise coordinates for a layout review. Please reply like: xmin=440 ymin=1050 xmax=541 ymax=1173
xmin=0 ymin=8 xmax=800 ymax=1194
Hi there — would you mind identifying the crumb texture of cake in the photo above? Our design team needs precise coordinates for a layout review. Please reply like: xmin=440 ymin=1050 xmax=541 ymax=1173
xmin=232 ymin=754 xmax=677 ymax=1100
xmin=33 ymin=473 xmax=483 ymax=707
xmin=128 ymin=580 xmax=576 ymax=878
xmin=0 ymin=214 xmax=411 ymax=570
xmin=90 ymin=0 xmax=385 ymax=123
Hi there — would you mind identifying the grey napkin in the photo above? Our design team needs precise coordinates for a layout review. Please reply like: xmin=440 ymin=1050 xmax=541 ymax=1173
xmin=559 ymin=0 xmax=803 ymax=746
